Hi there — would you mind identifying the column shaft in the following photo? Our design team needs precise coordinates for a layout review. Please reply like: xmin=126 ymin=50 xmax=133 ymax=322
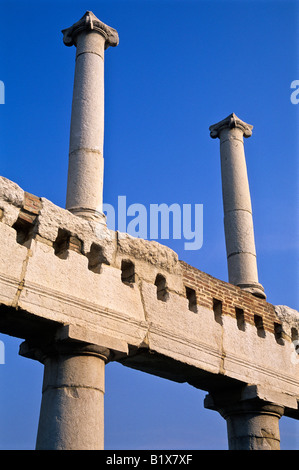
xmin=66 ymin=31 xmax=106 ymax=221
xmin=35 ymin=345 xmax=108 ymax=450
xmin=62 ymin=11 xmax=119 ymax=223
xmin=209 ymin=113 xmax=266 ymax=299
xmin=220 ymin=127 xmax=258 ymax=286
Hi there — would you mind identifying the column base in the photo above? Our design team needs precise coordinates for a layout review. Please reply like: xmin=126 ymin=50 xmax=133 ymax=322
xmin=67 ymin=206 xmax=107 ymax=225
xmin=237 ymin=282 xmax=266 ymax=299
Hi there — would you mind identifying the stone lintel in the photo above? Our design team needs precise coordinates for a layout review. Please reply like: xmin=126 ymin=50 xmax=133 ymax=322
xmin=62 ymin=11 xmax=119 ymax=49
xmin=209 ymin=113 xmax=253 ymax=139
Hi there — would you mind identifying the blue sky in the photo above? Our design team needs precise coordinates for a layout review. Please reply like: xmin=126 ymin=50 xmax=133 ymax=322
xmin=0 ymin=0 xmax=298 ymax=450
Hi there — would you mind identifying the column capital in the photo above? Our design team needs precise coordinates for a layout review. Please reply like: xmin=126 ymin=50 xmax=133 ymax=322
xmin=62 ymin=11 xmax=119 ymax=49
xmin=209 ymin=113 xmax=253 ymax=139
xmin=204 ymin=384 xmax=297 ymax=411
xmin=19 ymin=324 xmax=128 ymax=364
xmin=204 ymin=386 xmax=285 ymax=450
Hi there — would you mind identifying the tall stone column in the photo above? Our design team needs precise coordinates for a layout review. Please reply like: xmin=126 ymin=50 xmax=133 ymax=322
xmin=209 ymin=113 xmax=266 ymax=299
xmin=62 ymin=11 xmax=119 ymax=223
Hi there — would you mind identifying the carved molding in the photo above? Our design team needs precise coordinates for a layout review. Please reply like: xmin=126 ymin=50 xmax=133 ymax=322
xmin=209 ymin=113 xmax=253 ymax=139
xmin=62 ymin=11 xmax=119 ymax=49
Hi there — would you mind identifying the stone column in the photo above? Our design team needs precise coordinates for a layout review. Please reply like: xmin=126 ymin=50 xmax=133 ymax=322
xmin=204 ymin=387 xmax=285 ymax=450
xmin=209 ymin=113 xmax=266 ymax=299
xmin=19 ymin=325 xmax=128 ymax=450
xmin=222 ymin=402 xmax=284 ymax=450
xmin=62 ymin=11 xmax=119 ymax=223
xmin=35 ymin=343 xmax=109 ymax=450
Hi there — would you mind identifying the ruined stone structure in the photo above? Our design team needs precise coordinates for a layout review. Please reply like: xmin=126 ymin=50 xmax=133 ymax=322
xmin=0 ymin=12 xmax=298 ymax=450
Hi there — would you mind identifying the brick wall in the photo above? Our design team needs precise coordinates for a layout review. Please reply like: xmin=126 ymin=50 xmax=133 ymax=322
xmin=180 ymin=260 xmax=285 ymax=340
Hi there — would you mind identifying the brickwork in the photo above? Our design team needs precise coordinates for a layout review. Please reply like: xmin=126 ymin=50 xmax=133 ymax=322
xmin=180 ymin=260 xmax=287 ymax=340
